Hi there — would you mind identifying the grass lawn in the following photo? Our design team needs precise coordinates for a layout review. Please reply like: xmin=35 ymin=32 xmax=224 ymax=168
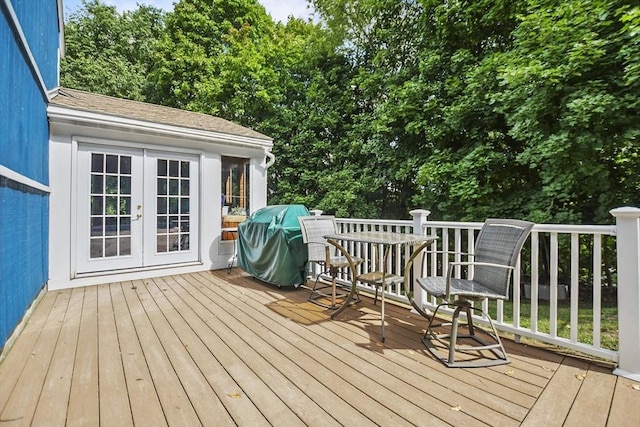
xmin=488 ymin=299 xmax=619 ymax=351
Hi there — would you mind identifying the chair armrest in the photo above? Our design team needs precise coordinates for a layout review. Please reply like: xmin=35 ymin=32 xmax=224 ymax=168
xmin=448 ymin=261 xmax=515 ymax=270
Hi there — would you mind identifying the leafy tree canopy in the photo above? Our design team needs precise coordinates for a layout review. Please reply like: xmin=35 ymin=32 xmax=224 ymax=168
xmin=61 ymin=0 xmax=640 ymax=223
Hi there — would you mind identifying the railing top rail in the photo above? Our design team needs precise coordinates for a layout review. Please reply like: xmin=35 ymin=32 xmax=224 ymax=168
xmin=336 ymin=218 xmax=617 ymax=236
xmin=530 ymin=223 xmax=616 ymax=235
xmin=422 ymin=221 xmax=616 ymax=235
xmin=336 ymin=218 xmax=412 ymax=226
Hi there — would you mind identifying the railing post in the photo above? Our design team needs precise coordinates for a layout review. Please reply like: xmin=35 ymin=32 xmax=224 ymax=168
xmin=410 ymin=209 xmax=431 ymax=312
xmin=310 ymin=209 xmax=323 ymax=216
xmin=610 ymin=207 xmax=640 ymax=381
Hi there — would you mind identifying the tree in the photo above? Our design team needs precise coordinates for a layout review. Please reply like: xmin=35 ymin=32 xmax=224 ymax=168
xmin=61 ymin=0 xmax=165 ymax=101
xmin=147 ymin=0 xmax=277 ymax=124
xmin=61 ymin=0 xmax=640 ymax=223
xmin=495 ymin=0 xmax=640 ymax=223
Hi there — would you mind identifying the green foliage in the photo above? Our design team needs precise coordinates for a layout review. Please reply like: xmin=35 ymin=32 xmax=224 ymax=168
xmin=495 ymin=0 xmax=640 ymax=223
xmin=61 ymin=0 xmax=165 ymax=100
xmin=61 ymin=0 xmax=640 ymax=223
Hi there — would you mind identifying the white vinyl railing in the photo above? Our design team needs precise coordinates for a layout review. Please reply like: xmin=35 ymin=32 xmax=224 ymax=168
xmin=415 ymin=221 xmax=618 ymax=361
xmin=323 ymin=208 xmax=640 ymax=381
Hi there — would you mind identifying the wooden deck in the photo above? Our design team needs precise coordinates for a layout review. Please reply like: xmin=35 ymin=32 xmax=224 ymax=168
xmin=1 ymin=269 xmax=639 ymax=426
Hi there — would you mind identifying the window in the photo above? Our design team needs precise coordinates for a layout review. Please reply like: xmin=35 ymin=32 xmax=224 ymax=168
xmin=222 ymin=156 xmax=250 ymax=216
xmin=221 ymin=157 xmax=249 ymax=240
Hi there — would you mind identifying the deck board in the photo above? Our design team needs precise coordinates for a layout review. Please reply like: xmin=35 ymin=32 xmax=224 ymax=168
xmin=31 ymin=287 xmax=83 ymax=426
xmin=0 ymin=288 xmax=57 ymax=420
xmin=1 ymin=269 xmax=639 ymax=426
xmin=97 ymin=283 xmax=134 ymax=426
xmin=214 ymin=272 xmax=521 ymax=426
xmin=150 ymin=276 xmax=273 ymax=426
xmin=0 ymin=289 xmax=70 ymax=425
xmin=110 ymin=281 xmax=168 ymax=427
xmin=182 ymin=273 xmax=381 ymax=426
xmin=122 ymin=279 xmax=202 ymax=426
xmin=66 ymin=285 xmax=99 ymax=427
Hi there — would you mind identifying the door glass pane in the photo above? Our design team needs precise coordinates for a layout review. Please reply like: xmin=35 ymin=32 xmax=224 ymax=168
xmin=158 ymin=159 xmax=167 ymax=176
xmin=120 ymin=176 xmax=131 ymax=194
xmin=105 ymin=238 xmax=118 ymax=257
xmin=120 ymin=196 xmax=131 ymax=215
xmin=169 ymin=160 xmax=179 ymax=177
xmin=91 ymin=196 xmax=103 ymax=215
xmin=91 ymin=154 xmax=103 ymax=173
xmin=156 ymin=157 xmax=190 ymax=253
xmin=106 ymin=176 xmax=118 ymax=194
xmin=91 ymin=217 xmax=103 ymax=237
xmin=106 ymin=155 xmax=118 ymax=173
xmin=120 ymin=217 xmax=131 ymax=235
xmin=90 ymin=239 xmax=103 ymax=258
xmin=105 ymin=217 xmax=117 ymax=236
xmin=120 ymin=156 xmax=131 ymax=174
xmin=120 ymin=237 xmax=131 ymax=255
xmin=91 ymin=175 xmax=103 ymax=194
xmin=89 ymin=152 xmax=133 ymax=259
xmin=157 ymin=178 xmax=167 ymax=195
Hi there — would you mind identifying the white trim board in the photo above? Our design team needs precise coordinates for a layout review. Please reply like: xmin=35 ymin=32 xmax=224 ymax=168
xmin=0 ymin=164 xmax=50 ymax=193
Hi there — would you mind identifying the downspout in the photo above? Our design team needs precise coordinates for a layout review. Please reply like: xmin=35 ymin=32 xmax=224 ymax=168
xmin=264 ymin=148 xmax=275 ymax=169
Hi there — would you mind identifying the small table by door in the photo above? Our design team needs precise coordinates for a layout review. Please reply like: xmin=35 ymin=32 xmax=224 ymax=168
xmin=221 ymin=227 xmax=238 ymax=273
xmin=323 ymin=231 xmax=438 ymax=342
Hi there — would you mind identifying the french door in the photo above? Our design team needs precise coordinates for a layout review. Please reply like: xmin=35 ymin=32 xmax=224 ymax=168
xmin=76 ymin=145 xmax=199 ymax=274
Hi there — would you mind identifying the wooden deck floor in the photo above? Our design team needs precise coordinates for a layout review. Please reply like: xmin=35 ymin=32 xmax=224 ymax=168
xmin=1 ymin=269 xmax=639 ymax=426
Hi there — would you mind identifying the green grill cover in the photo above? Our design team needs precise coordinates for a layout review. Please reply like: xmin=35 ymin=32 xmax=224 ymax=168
xmin=237 ymin=205 xmax=310 ymax=287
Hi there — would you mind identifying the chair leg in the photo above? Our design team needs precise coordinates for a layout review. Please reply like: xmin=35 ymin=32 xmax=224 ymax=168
xmin=373 ymin=286 xmax=379 ymax=305
xmin=307 ymin=268 xmax=360 ymax=309
xmin=422 ymin=301 xmax=509 ymax=368
xmin=332 ymin=276 xmax=337 ymax=307
xmin=465 ymin=305 xmax=475 ymax=336
xmin=447 ymin=306 xmax=463 ymax=365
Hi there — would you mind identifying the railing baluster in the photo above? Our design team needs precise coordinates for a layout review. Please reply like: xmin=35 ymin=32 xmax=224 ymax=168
xmin=593 ymin=234 xmax=602 ymax=348
xmin=531 ymin=231 xmax=539 ymax=334
xmin=570 ymin=233 xmax=579 ymax=343
xmin=550 ymin=232 xmax=559 ymax=338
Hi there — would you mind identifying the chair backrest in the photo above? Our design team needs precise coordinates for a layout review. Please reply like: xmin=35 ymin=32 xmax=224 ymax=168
xmin=472 ymin=219 xmax=534 ymax=297
xmin=298 ymin=215 xmax=338 ymax=263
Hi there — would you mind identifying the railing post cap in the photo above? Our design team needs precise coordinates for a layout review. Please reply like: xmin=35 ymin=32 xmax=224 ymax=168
xmin=409 ymin=209 xmax=431 ymax=217
xmin=309 ymin=209 xmax=323 ymax=216
xmin=610 ymin=206 xmax=640 ymax=218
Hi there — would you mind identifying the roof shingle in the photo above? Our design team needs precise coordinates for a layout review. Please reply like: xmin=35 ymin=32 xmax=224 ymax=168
xmin=49 ymin=88 xmax=272 ymax=142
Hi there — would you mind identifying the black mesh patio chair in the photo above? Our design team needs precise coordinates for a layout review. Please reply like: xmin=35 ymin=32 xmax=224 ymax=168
xmin=417 ymin=219 xmax=534 ymax=368
xmin=298 ymin=215 xmax=364 ymax=308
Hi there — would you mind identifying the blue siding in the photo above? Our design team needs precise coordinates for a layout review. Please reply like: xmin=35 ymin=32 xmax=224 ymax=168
xmin=11 ymin=0 xmax=60 ymax=89
xmin=0 ymin=3 xmax=50 ymax=183
xmin=0 ymin=0 xmax=57 ymax=346
xmin=0 ymin=181 xmax=49 ymax=345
